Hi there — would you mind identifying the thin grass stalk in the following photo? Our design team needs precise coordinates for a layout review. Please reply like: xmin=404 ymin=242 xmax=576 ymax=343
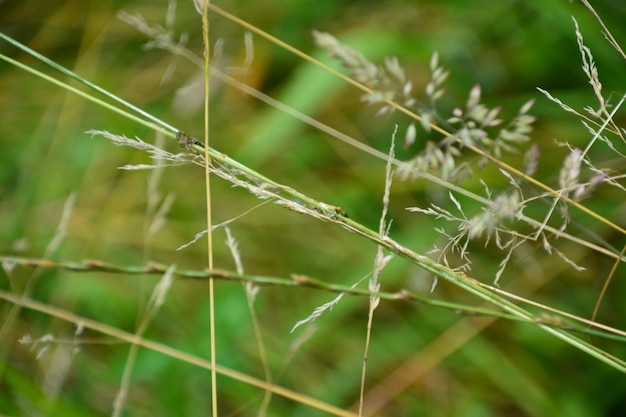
xmin=225 ymin=227 xmax=273 ymax=416
xmin=579 ymin=0 xmax=626 ymax=60
xmin=0 ymin=51 xmax=173 ymax=139
xmin=0 ymin=32 xmax=177 ymax=134
xmin=198 ymin=1 xmax=218 ymax=415
xmin=591 ymin=244 xmax=626 ymax=326
xmin=359 ymin=128 xmax=396 ymax=416
xmin=2 ymin=254 xmax=624 ymax=340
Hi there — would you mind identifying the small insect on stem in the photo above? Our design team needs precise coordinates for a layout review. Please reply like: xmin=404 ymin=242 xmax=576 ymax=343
xmin=177 ymin=131 xmax=204 ymax=155
xmin=316 ymin=202 xmax=349 ymax=219
xmin=333 ymin=205 xmax=349 ymax=218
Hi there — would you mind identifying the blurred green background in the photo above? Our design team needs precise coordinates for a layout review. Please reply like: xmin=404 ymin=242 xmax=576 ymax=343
xmin=1 ymin=0 xmax=625 ymax=416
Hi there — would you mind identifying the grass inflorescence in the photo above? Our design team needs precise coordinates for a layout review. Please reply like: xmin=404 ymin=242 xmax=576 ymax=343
xmin=1 ymin=1 xmax=625 ymax=416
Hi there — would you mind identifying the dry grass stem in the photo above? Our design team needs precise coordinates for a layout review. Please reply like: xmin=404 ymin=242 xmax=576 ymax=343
xmin=358 ymin=127 xmax=397 ymax=416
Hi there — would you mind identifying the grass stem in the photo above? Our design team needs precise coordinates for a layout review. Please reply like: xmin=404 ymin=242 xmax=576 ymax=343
xmin=199 ymin=2 xmax=218 ymax=415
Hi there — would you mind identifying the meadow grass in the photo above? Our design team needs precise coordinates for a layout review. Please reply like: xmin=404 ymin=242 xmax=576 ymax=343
xmin=1 ymin=1 xmax=625 ymax=416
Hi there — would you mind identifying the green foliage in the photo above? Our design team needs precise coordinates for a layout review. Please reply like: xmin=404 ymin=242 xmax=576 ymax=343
xmin=1 ymin=1 xmax=625 ymax=416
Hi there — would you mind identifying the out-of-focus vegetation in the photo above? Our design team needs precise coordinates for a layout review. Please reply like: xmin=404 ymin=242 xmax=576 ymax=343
xmin=1 ymin=1 xmax=625 ymax=416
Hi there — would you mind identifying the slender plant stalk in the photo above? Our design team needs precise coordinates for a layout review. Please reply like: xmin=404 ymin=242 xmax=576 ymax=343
xmin=0 ymin=32 xmax=177 ymax=134
xmin=199 ymin=1 xmax=218 ymax=415
xmin=225 ymin=227 xmax=273 ymax=416
xmin=3 ymin=255 xmax=626 ymax=342
xmin=591 ymin=244 xmax=626 ymax=325
xmin=580 ymin=0 xmax=626 ymax=60
xmin=359 ymin=128 xmax=396 ymax=416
